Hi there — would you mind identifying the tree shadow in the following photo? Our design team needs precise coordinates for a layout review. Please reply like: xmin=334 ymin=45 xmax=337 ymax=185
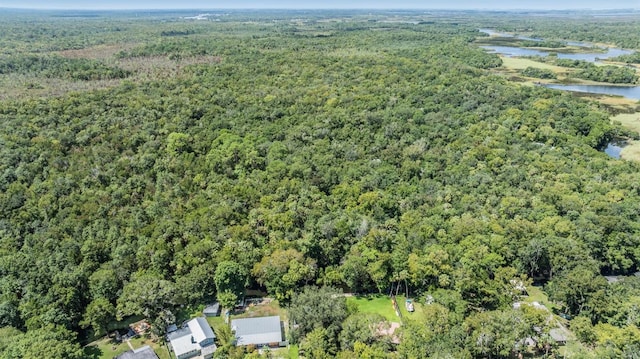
xmin=83 ymin=345 xmax=103 ymax=359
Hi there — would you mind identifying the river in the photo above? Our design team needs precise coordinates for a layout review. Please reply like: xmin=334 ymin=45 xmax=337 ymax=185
xmin=480 ymin=45 xmax=632 ymax=62
xmin=479 ymin=28 xmax=633 ymax=61
xmin=544 ymin=84 xmax=640 ymax=101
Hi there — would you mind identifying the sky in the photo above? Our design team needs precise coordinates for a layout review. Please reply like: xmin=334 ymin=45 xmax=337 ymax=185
xmin=0 ymin=0 xmax=639 ymax=10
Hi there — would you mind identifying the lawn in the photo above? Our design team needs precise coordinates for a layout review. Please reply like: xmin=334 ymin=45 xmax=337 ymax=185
xmin=397 ymin=295 xmax=424 ymax=319
xmin=84 ymin=333 xmax=171 ymax=359
xmin=523 ymin=285 xmax=554 ymax=309
xmin=346 ymin=294 xmax=400 ymax=322
xmin=288 ymin=344 xmax=299 ymax=359
xmin=206 ymin=315 xmax=226 ymax=330
xmin=620 ymin=140 xmax=640 ymax=162
xmin=233 ymin=298 xmax=288 ymax=321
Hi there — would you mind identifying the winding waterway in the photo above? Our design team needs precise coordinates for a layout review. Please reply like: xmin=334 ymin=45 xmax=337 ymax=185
xmin=479 ymin=28 xmax=633 ymax=61
xmin=479 ymin=29 xmax=639 ymax=159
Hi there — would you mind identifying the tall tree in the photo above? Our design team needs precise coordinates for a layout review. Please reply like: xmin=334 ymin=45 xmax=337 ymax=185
xmin=288 ymin=286 xmax=348 ymax=345
xmin=214 ymin=261 xmax=247 ymax=310
xmin=252 ymin=249 xmax=316 ymax=302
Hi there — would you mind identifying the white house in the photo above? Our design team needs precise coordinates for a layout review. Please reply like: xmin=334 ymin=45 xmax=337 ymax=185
xmin=168 ymin=317 xmax=216 ymax=359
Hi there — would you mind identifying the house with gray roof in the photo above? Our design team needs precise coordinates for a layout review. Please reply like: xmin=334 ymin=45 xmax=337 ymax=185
xmin=115 ymin=345 xmax=158 ymax=359
xmin=168 ymin=317 xmax=216 ymax=359
xmin=230 ymin=316 xmax=284 ymax=347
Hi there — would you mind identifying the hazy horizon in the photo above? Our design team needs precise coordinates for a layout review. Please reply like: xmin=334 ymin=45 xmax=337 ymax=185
xmin=1 ymin=0 xmax=639 ymax=10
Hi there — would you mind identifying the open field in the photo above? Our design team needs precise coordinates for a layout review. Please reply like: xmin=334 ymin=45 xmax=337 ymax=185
xmin=612 ymin=112 xmax=640 ymax=133
xmin=500 ymin=56 xmax=567 ymax=72
xmin=346 ymin=294 xmax=399 ymax=322
xmin=611 ymin=112 xmax=640 ymax=162
xmin=523 ymin=286 xmax=556 ymax=312
xmin=621 ymin=139 xmax=640 ymax=162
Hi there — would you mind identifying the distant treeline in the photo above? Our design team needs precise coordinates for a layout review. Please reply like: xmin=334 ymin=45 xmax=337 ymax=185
xmin=0 ymin=55 xmax=130 ymax=81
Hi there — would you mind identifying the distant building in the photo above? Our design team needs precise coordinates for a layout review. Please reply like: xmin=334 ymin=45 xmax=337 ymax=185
xmin=168 ymin=317 xmax=216 ymax=359
xmin=115 ymin=345 xmax=159 ymax=359
xmin=231 ymin=316 xmax=284 ymax=347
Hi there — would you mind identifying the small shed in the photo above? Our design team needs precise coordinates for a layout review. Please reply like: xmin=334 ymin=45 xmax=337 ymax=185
xmin=203 ymin=303 xmax=221 ymax=317
xmin=550 ymin=328 xmax=569 ymax=345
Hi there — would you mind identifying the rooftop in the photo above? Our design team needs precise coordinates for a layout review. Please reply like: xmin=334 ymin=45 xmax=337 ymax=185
xmin=170 ymin=330 xmax=201 ymax=358
xmin=115 ymin=345 xmax=159 ymax=359
xmin=203 ymin=303 xmax=220 ymax=315
xmin=188 ymin=317 xmax=215 ymax=344
xmin=168 ymin=317 xmax=216 ymax=357
xmin=231 ymin=316 xmax=282 ymax=346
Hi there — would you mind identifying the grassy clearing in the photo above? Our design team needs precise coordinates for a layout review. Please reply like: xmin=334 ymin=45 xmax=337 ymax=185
xmin=621 ymin=140 xmax=640 ymax=162
xmin=611 ymin=112 xmax=640 ymax=162
xmin=523 ymin=286 xmax=556 ymax=311
xmin=598 ymin=96 xmax=640 ymax=113
xmin=346 ymin=294 xmax=399 ymax=322
xmin=612 ymin=112 xmax=640 ymax=133
xmin=500 ymin=56 xmax=566 ymax=72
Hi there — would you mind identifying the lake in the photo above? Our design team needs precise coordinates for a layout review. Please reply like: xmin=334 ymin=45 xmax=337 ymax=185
xmin=481 ymin=45 xmax=632 ymax=62
xmin=544 ymin=84 xmax=640 ymax=101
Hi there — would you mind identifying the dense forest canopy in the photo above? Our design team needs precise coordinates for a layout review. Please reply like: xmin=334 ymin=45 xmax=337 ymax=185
xmin=0 ymin=8 xmax=639 ymax=358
